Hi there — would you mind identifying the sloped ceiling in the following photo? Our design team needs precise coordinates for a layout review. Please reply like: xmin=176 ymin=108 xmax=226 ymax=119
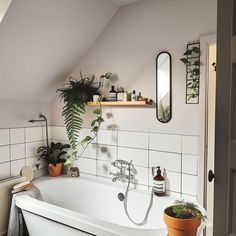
xmin=0 ymin=0 xmax=118 ymax=102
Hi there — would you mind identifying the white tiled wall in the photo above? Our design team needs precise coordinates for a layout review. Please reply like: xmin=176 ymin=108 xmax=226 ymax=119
xmin=0 ymin=125 xmax=199 ymax=199
xmin=50 ymin=126 xmax=199 ymax=199
xmin=0 ymin=127 xmax=47 ymax=181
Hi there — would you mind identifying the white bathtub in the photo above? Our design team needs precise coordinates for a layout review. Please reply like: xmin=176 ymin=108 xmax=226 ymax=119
xmin=16 ymin=176 xmax=178 ymax=236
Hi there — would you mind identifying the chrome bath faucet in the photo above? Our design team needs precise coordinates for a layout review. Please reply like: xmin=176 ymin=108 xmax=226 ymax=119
xmin=109 ymin=159 xmax=135 ymax=182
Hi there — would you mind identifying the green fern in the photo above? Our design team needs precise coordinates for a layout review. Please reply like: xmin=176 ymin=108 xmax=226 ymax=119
xmin=57 ymin=72 xmax=112 ymax=162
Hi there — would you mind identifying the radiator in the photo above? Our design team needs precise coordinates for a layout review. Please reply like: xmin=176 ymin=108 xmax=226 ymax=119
xmin=0 ymin=177 xmax=25 ymax=236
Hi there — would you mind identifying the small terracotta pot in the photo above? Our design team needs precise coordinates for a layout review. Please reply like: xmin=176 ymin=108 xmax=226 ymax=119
xmin=48 ymin=163 xmax=63 ymax=177
xmin=164 ymin=206 xmax=201 ymax=236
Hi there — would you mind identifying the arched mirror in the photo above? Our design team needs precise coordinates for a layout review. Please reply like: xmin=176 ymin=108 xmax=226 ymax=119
xmin=156 ymin=52 xmax=172 ymax=123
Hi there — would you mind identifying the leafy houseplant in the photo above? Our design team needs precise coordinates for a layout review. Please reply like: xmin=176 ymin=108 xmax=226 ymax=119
xmin=37 ymin=142 xmax=70 ymax=177
xmin=180 ymin=45 xmax=200 ymax=102
xmin=57 ymin=72 xmax=112 ymax=163
xmin=164 ymin=200 xmax=206 ymax=236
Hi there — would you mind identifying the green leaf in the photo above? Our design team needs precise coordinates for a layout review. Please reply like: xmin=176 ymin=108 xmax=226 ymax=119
xmin=180 ymin=58 xmax=188 ymax=64
xmin=91 ymin=120 xmax=97 ymax=127
xmin=193 ymin=61 xmax=200 ymax=66
xmin=192 ymin=47 xmax=200 ymax=54
xmin=93 ymin=108 xmax=101 ymax=115
xmin=183 ymin=50 xmax=192 ymax=56
xmin=105 ymin=72 xmax=112 ymax=79
xmin=92 ymin=126 xmax=99 ymax=133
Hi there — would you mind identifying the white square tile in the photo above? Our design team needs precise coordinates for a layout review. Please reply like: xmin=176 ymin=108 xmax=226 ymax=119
xmin=133 ymin=166 xmax=148 ymax=186
xmin=11 ymin=144 xmax=25 ymax=160
xmin=149 ymin=133 xmax=181 ymax=153
xmin=0 ymin=162 xmax=10 ymax=180
xmin=77 ymin=143 xmax=96 ymax=159
xmin=165 ymin=190 xmax=181 ymax=198
xmin=0 ymin=129 xmax=9 ymax=146
xmin=164 ymin=171 xmax=181 ymax=193
xmin=149 ymin=151 xmax=181 ymax=172
xmin=97 ymin=160 xmax=116 ymax=178
xmin=97 ymin=145 xmax=117 ymax=162
xmin=97 ymin=129 xmax=117 ymax=146
xmin=182 ymin=136 xmax=198 ymax=155
xmin=50 ymin=126 xmax=68 ymax=141
xmin=26 ymin=156 xmax=46 ymax=170
xmin=25 ymin=127 xmax=43 ymax=142
xmin=182 ymin=174 xmax=197 ymax=196
xmin=0 ymin=146 xmax=10 ymax=163
xmin=118 ymin=131 xmax=148 ymax=149
xmin=118 ymin=147 xmax=148 ymax=167
xmin=74 ymin=158 xmax=96 ymax=175
xmin=149 ymin=169 xmax=181 ymax=193
xmin=10 ymin=128 xmax=25 ymax=144
xmin=182 ymin=155 xmax=198 ymax=175
xmin=11 ymin=159 xmax=26 ymax=177
xmin=26 ymin=141 xmax=44 ymax=158
xmin=181 ymin=194 xmax=197 ymax=202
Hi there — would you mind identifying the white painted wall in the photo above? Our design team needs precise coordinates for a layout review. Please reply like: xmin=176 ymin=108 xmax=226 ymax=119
xmin=0 ymin=100 xmax=51 ymax=128
xmin=51 ymin=0 xmax=217 ymax=136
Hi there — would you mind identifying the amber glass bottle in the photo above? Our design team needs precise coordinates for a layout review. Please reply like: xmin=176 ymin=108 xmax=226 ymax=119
xmin=153 ymin=166 xmax=165 ymax=196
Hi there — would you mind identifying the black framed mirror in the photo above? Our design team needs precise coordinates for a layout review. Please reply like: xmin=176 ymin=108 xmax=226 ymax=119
xmin=156 ymin=51 xmax=172 ymax=123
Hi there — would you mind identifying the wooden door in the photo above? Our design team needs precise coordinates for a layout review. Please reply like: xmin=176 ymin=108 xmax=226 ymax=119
xmin=214 ymin=0 xmax=236 ymax=235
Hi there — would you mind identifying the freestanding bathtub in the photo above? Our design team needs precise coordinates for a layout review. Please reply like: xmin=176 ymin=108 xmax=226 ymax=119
xmin=15 ymin=176 xmax=178 ymax=236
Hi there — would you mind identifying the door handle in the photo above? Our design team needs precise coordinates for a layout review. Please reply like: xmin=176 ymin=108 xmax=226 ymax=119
xmin=208 ymin=170 xmax=215 ymax=182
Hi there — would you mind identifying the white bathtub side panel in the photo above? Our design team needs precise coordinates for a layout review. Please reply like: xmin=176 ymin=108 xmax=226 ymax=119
xmin=22 ymin=210 xmax=91 ymax=236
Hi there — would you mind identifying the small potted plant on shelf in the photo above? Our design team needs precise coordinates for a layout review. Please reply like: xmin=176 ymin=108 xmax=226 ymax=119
xmin=164 ymin=200 xmax=206 ymax=236
xmin=37 ymin=142 xmax=70 ymax=177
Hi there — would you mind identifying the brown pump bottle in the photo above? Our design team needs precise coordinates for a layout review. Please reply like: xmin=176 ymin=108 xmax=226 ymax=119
xmin=153 ymin=166 xmax=165 ymax=196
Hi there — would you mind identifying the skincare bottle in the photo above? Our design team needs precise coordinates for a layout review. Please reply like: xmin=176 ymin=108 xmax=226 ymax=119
xmin=117 ymin=87 xmax=124 ymax=101
xmin=123 ymin=91 xmax=128 ymax=102
xmin=109 ymin=86 xmax=117 ymax=101
xmin=153 ymin=166 xmax=165 ymax=196
xmin=131 ymin=90 xmax=137 ymax=101
xmin=137 ymin=92 xmax=143 ymax=101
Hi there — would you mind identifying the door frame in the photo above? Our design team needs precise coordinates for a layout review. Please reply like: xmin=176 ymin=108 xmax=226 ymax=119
xmin=198 ymin=34 xmax=216 ymax=207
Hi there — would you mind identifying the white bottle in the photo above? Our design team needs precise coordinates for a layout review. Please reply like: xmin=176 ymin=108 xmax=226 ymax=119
xmin=123 ymin=91 xmax=128 ymax=102
xmin=131 ymin=90 xmax=136 ymax=102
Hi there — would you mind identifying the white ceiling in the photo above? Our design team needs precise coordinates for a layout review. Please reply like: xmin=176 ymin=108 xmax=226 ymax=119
xmin=0 ymin=0 xmax=118 ymax=102
xmin=113 ymin=0 xmax=141 ymax=6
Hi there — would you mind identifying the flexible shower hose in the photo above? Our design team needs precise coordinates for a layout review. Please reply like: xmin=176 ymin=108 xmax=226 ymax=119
xmin=124 ymin=161 xmax=154 ymax=226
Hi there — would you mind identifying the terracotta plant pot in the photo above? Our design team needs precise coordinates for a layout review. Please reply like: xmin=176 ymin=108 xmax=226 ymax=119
xmin=48 ymin=163 xmax=63 ymax=177
xmin=164 ymin=206 xmax=201 ymax=236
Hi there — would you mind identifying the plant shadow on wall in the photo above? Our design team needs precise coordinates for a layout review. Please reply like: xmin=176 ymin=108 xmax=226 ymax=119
xmin=57 ymin=72 xmax=112 ymax=164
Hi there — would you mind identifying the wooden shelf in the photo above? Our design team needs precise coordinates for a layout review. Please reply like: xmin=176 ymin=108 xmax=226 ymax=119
xmin=87 ymin=101 xmax=153 ymax=106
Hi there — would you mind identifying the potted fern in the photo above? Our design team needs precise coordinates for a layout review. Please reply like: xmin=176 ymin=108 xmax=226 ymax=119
xmin=164 ymin=200 xmax=206 ymax=236
xmin=57 ymin=72 xmax=112 ymax=163
xmin=37 ymin=142 xmax=70 ymax=177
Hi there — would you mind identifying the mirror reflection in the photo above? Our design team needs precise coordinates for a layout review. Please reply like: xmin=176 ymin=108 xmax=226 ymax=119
xmin=156 ymin=52 xmax=172 ymax=123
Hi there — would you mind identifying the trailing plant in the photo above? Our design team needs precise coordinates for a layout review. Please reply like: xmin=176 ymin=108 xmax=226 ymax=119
xmin=57 ymin=72 xmax=112 ymax=162
xmin=37 ymin=141 xmax=70 ymax=166
xmin=169 ymin=200 xmax=206 ymax=220
xmin=180 ymin=45 xmax=200 ymax=102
